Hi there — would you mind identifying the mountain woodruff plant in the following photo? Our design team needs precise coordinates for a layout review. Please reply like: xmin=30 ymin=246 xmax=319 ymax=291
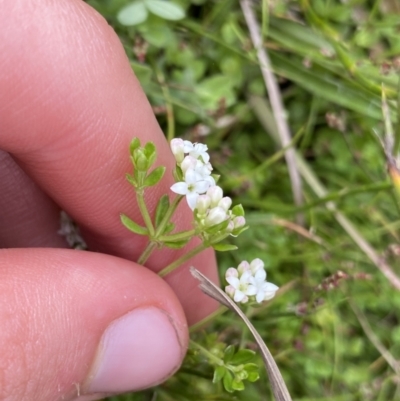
xmin=120 ymin=137 xmax=280 ymax=393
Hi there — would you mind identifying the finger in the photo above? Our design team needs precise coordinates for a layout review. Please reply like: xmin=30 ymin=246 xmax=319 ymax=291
xmin=0 ymin=0 xmax=218 ymax=324
xmin=0 ymin=150 xmax=68 ymax=248
xmin=0 ymin=248 xmax=188 ymax=401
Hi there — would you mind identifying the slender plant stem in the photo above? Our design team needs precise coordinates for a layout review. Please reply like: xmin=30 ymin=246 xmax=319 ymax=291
xmin=156 ymin=68 xmax=175 ymax=143
xmin=189 ymin=339 xmax=223 ymax=365
xmin=137 ymin=241 xmax=157 ymax=265
xmin=155 ymin=195 xmax=184 ymax=237
xmin=158 ymin=243 xmax=207 ymax=277
xmin=136 ymin=190 xmax=155 ymax=237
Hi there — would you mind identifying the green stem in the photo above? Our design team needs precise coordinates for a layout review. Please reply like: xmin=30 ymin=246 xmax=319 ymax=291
xmin=137 ymin=241 xmax=157 ymax=265
xmin=156 ymin=68 xmax=175 ymax=143
xmin=158 ymin=243 xmax=207 ymax=277
xmin=189 ymin=339 xmax=223 ymax=366
xmin=136 ymin=195 xmax=185 ymax=265
xmin=189 ymin=305 xmax=228 ymax=333
xmin=155 ymin=195 xmax=184 ymax=237
xmin=136 ymin=190 xmax=155 ymax=237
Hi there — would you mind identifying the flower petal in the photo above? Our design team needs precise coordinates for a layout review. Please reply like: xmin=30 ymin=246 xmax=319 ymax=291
xmin=256 ymin=290 xmax=265 ymax=303
xmin=254 ymin=268 xmax=266 ymax=282
xmin=194 ymin=180 xmax=210 ymax=194
xmin=170 ymin=182 xmax=188 ymax=195
xmin=234 ymin=290 xmax=246 ymax=303
xmin=226 ymin=276 xmax=240 ymax=287
xmin=186 ymin=192 xmax=199 ymax=210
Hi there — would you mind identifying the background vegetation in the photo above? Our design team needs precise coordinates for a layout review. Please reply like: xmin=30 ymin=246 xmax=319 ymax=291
xmin=87 ymin=0 xmax=400 ymax=399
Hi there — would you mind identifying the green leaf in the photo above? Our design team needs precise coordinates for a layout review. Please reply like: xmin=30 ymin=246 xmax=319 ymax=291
xmin=195 ymin=75 xmax=236 ymax=110
xmin=129 ymin=137 xmax=141 ymax=155
xmin=231 ymin=378 xmax=245 ymax=391
xmin=235 ymin=369 xmax=248 ymax=381
xmin=223 ymin=345 xmax=236 ymax=363
xmin=243 ymin=363 xmax=259 ymax=372
xmin=145 ymin=0 xmax=185 ymax=21
xmin=117 ymin=2 xmax=148 ymax=26
xmin=222 ymin=371 xmax=234 ymax=393
xmin=144 ymin=166 xmax=166 ymax=187
xmin=155 ymin=195 xmax=170 ymax=227
xmin=120 ymin=214 xmax=149 ymax=235
xmin=231 ymin=204 xmax=245 ymax=217
xmin=213 ymin=366 xmax=227 ymax=383
xmin=130 ymin=62 xmax=153 ymax=85
xmin=163 ymin=238 xmax=190 ymax=249
xmin=212 ymin=243 xmax=238 ymax=252
xmin=231 ymin=349 xmax=256 ymax=365
xmin=144 ymin=141 xmax=157 ymax=168
xmin=172 ymin=166 xmax=184 ymax=182
xmin=126 ymin=173 xmax=137 ymax=187
xmin=247 ymin=370 xmax=260 ymax=382
xmin=163 ymin=222 xmax=175 ymax=234
xmin=231 ymin=225 xmax=249 ymax=237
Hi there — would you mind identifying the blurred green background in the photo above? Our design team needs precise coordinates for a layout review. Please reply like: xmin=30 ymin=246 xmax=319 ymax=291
xmin=87 ymin=0 xmax=400 ymax=399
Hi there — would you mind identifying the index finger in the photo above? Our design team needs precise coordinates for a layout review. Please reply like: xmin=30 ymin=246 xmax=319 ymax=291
xmin=0 ymin=0 xmax=218 ymax=325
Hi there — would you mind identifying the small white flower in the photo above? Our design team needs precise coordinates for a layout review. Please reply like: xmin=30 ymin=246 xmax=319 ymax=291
xmin=194 ymin=160 xmax=213 ymax=178
xmin=225 ymin=270 xmax=253 ymax=303
xmin=183 ymin=141 xmax=210 ymax=163
xmin=225 ymin=259 xmax=279 ymax=305
xmin=248 ymin=269 xmax=279 ymax=303
xmin=170 ymin=169 xmax=210 ymax=210
xmin=170 ymin=138 xmax=185 ymax=163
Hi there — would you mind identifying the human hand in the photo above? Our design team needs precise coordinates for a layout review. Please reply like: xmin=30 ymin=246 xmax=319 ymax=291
xmin=0 ymin=1 xmax=218 ymax=400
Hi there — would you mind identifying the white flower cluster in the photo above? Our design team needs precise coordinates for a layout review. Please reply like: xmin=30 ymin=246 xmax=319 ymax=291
xmin=170 ymin=139 xmax=215 ymax=210
xmin=225 ymin=259 xmax=279 ymax=304
xmin=170 ymin=139 xmax=246 ymax=233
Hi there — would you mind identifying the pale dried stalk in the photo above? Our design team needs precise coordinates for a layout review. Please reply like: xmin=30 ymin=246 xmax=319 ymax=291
xmin=190 ymin=267 xmax=292 ymax=401
xmin=240 ymin=0 xmax=303 ymax=220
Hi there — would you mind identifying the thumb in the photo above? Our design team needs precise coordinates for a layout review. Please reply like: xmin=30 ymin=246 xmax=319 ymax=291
xmin=0 ymin=248 xmax=188 ymax=401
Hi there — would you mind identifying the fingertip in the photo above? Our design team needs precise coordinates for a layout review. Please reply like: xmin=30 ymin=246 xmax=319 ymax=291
xmin=0 ymin=248 xmax=188 ymax=401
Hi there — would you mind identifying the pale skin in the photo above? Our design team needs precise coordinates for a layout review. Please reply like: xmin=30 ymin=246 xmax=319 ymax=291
xmin=0 ymin=1 xmax=218 ymax=400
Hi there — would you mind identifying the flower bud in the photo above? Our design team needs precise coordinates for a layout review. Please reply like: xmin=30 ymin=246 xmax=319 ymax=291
xmin=134 ymin=149 xmax=148 ymax=171
xmin=196 ymin=194 xmax=211 ymax=214
xmin=225 ymin=267 xmax=239 ymax=279
xmin=233 ymin=216 xmax=246 ymax=229
xmin=170 ymin=138 xmax=185 ymax=163
xmin=226 ymin=220 xmax=234 ymax=232
xmin=250 ymin=258 xmax=264 ymax=274
xmin=237 ymin=261 xmax=250 ymax=275
xmin=205 ymin=206 xmax=227 ymax=226
xmin=225 ymin=285 xmax=236 ymax=298
xmin=206 ymin=185 xmax=223 ymax=207
xmin=218 ymin=196 xmax=232 ymax=211
xmin=181 ymin=155 xmax=197 ymax=174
